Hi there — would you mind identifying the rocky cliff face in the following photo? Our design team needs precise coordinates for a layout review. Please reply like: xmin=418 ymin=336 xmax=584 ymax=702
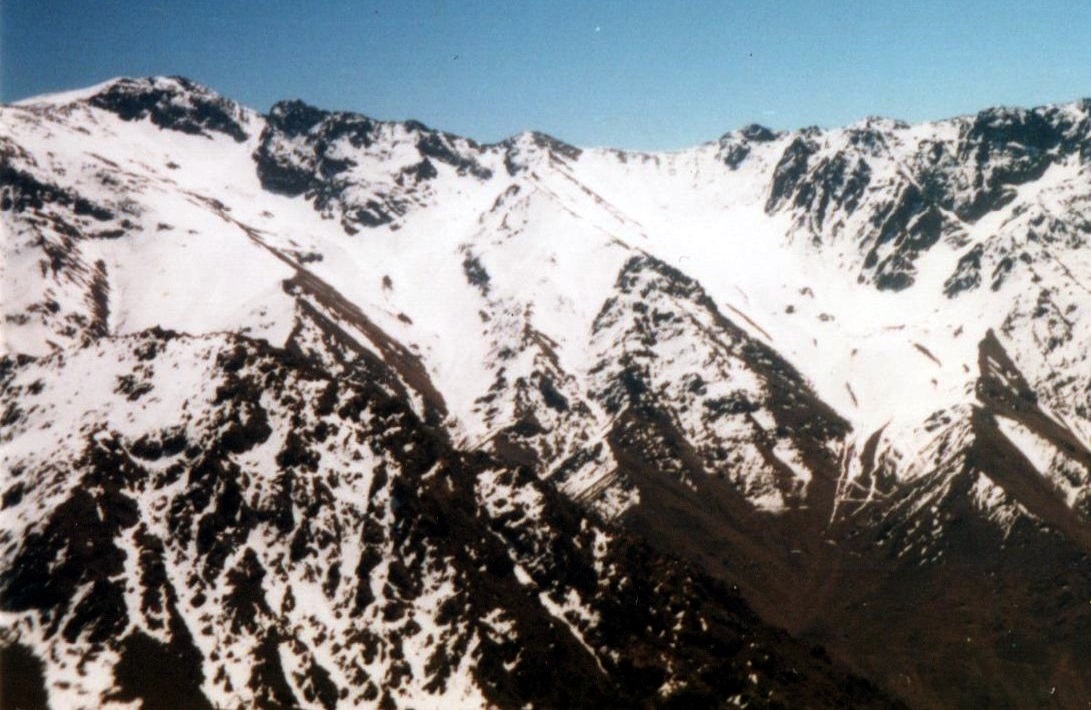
xmin=2 ymin=76 xmax=1090 ymax=707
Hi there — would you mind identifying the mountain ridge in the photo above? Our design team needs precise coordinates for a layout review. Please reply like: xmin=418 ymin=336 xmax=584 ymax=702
xmin=20 ymin=75 xmax=1091 ymax=157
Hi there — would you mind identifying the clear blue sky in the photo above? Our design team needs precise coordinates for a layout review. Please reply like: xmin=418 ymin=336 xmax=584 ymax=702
xmin=3 ymin=0 xmax=1089 ymax=150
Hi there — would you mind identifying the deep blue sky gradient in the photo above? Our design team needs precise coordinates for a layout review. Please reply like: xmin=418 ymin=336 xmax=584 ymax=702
xmin=3 ymin=0 xmax=1089 ymax=150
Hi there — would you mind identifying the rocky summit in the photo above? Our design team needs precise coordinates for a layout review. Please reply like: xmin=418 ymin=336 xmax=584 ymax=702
xmin=2 ymin=76 xmax=1090 ymax=708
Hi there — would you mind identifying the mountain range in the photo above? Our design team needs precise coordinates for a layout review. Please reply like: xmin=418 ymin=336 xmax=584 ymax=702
xmin=2 ymin=76 xmax=1090 ymax=708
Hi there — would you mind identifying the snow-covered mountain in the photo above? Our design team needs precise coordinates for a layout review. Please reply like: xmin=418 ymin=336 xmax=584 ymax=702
xmin=2 ymin=76 xmax=1090 ymax=708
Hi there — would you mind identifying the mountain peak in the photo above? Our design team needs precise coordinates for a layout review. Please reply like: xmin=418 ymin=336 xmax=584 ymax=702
xmin=738 ymin=123 xmax=780 ymax=142
xmin=78 ymin=76 xmax=251 ymax=142
xmin=266 ymin=98 xmax=337 ymax=137
xmin=16 ymin=75 xmax=211 ymax=108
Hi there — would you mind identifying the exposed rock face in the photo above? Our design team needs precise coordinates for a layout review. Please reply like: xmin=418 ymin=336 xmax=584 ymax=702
xmin=88 ymin=76 xmax=250 ymax=142
xmin=761 ymin=105 xmax=1091 ymax=292
xmin=255 ymin=99 xmax=493 ymax=232
xmin=3 ymin=77 xmax=1091 ymax=708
